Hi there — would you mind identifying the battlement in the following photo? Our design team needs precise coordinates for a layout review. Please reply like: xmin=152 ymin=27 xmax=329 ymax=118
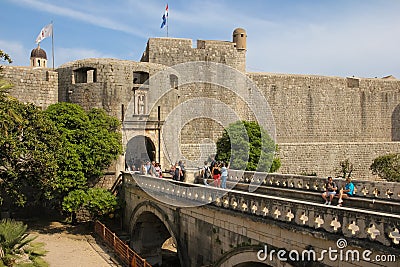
xmin=141 ymin=33 xmax=246 ymax=72
xmin=2 ymin=66 xmax=58 ymax=108
xmin=196 ymin=39 xmax=236 ymax=49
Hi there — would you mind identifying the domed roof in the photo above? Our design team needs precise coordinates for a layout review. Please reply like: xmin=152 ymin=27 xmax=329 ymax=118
xmin=30 ymin=46 xmax=47 ymax=59
xmin=233 ymin=28 xmax=246 ymax=35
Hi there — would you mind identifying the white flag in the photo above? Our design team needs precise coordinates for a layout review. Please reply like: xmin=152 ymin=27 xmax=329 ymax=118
xmin=35 ymin=23 xmax=53 ymax=44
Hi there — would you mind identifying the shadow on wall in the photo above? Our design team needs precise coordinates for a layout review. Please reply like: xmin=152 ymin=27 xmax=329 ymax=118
xmin=392 ymin=104 xmax=400 ymax=141
xmin=125 ymin=135 xmax=156 ymax=171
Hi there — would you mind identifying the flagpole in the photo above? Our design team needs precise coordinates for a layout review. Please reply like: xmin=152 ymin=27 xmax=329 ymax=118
xmin=51 ymin=21 xmax=54 ymax=70
xmin=166 ymin=8 xmax=169 ymax=37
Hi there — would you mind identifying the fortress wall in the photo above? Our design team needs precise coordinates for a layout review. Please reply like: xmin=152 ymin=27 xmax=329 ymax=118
xmin=279 ymin=142 xmax=400 ymax=179
xmin=151 ymin=81 xmax=256 ymax=165
xmin=144 ymin=38 xmax=246 ymax=72
xmin=57 ymin=59 xmax=164 ymax=118
xmin=247 ymin=73 xmax=400 ymax=179
xmin=2 ymin=66 xmax=58 ymax=109
xmin=248 ymin=73 xmax=400 ymax=143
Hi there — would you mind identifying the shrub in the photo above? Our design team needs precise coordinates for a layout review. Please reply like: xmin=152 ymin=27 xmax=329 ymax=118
xmin=370 ymin=154 xmax=400 ymax=182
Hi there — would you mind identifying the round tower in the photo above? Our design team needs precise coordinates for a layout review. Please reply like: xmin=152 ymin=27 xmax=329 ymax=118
xmin=233 ymin=28 xmax=247 ymax=51
xmin=30 ymin=45 xmax=48 ymax=67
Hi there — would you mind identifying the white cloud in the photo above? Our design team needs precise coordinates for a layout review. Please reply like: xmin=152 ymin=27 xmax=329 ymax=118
xmin=8 ymin=0 xmax=149 ymax=38
xmin=0 ymin=40 xmax=29 ymax=66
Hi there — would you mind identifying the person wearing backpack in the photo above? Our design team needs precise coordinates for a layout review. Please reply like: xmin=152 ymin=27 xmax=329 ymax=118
xmin=201 ymin=161 xmax=211 ymax=185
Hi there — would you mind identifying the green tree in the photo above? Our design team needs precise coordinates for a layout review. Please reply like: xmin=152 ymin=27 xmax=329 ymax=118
xmin=0 ymin=50 xmax=12 ymax=65
xmin=338 ymin=159 xmax=354 ymax=179
xmin=216 ymin=121 xmax=278 ymax=172
xmin=45 ymin=103 xmax=122 ymax=186
xmin=0 ymin=98 xmax=60 ymax=207
xmin=0 ymin=219 xmax=48 ymax=267
xmin=370 ymin=154 xmax=400 ymax=182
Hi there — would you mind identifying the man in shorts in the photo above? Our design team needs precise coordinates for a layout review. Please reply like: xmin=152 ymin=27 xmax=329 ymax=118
xmin=337 ymin=177 xmax=355 ymax=207
xmin=322 ymin=176 xmax=337 ymax=205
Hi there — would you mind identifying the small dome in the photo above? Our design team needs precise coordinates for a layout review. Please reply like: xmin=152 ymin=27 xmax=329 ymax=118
xmin=233 ymin=28 xmax=246 ymax=35
xmin=30 ymin=46 xmax=47 ymax=59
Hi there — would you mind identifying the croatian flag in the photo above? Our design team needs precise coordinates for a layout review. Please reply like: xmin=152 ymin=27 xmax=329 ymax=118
xmin=160 ymin=4 xmax=168 ymax=28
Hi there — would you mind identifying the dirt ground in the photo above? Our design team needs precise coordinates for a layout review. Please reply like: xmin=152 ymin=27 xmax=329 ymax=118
xmin=27 ymin=220 xmax=120 ymax=267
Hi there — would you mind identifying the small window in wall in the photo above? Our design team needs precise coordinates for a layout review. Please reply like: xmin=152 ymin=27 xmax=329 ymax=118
xmin=38 ymin=59 xmax=41 ymax=67
xmin=170 ymin=74 xmax=178 ymax=89
xmin=346 ymin=77 xmax=359 ymax=88
xmin=133 ymin=71 xmax=149 ymax=84
xmin=74 ymin=67 xmax=97 ymax=83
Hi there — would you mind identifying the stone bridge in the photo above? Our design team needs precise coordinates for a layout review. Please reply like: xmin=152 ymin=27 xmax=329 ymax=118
xmin=122 ymin=172 xmax=400 ymax=267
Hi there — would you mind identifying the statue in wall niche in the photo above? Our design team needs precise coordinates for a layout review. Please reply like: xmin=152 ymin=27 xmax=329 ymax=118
xmin=138 ymin=95 xmax=145 ymax=114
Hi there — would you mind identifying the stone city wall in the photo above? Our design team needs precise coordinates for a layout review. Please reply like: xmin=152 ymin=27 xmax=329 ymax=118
xmin=279 ymin=142 xmax=400 ymax=179
xmin=247 ymin=73 xmax=400 ymax=143
xmin=142 ymin=38 xmax=246 ymax=72
xmin=2 ymin=66 xmax=58 ymax=109
xmin=57 ymin=58 xmax=165 ymax=119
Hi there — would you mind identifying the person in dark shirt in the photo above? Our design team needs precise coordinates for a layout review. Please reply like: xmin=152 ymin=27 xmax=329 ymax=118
xmin=212 ymin=162 xmax=221 ymax=188
xmin=321 ymin=176 xmax=337 ymax=205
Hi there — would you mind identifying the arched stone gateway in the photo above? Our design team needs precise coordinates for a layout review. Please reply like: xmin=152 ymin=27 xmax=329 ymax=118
xmin=125 ymin=135 xmax=156 ymax=171
xmin=128 ymin=201 xmax=187 ymax=267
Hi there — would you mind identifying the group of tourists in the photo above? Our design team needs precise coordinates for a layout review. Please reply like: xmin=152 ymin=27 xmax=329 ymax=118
xmin=201 ymin=158 xmax=229 ymax=189
xmin=169 ymin=160 xmax=186 ymax=182
xmin=139 ymin=160 xmax=163 ymax=178
xmin=132 ymin=158 xmax=356 ymax=207
xmin=321 ymin=176 xmax=355 ymax=206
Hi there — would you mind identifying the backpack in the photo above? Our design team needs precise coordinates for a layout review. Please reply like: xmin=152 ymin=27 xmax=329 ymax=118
xmin=203 ymin=166 xmax=211 ymax=179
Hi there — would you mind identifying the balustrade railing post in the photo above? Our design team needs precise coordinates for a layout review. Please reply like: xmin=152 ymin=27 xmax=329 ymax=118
xmin=131 ymin=255 xmax=136 ymax=267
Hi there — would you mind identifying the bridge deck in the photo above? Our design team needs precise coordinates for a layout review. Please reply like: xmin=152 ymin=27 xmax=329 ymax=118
xmin=123 ymin=172 xmax=400 ymax=248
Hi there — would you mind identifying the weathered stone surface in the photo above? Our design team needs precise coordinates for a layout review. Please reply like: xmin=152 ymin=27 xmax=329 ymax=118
xmin=4 ymin=29 xmax=400 ymax=181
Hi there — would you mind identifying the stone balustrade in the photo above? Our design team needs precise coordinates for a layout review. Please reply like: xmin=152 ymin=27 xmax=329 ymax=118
xmin=219 ymin=170 xmax=400 ymax=201
xmin=123 ymin=172 xmax=400 ymax=248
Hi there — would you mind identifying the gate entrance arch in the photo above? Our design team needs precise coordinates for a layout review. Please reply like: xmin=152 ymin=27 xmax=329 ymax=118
xmin=125 ymin=135 xmax=156 ymax=171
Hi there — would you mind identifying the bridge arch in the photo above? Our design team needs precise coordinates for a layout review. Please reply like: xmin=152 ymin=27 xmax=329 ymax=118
xmin=215 ymin=246 xmax=287 ymax=267
xmin=125 ymin=135 xmax=156 ymax=170
xmin=128 ymin=201 xmax=188 ymax=267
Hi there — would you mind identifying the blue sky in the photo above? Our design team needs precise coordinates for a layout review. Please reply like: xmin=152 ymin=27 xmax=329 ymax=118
xmin=1 ymin=0 xmax=400 ymax=78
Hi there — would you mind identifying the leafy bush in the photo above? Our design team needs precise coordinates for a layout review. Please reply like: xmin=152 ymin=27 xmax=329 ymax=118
xmin=370 ymin=154 xmax=400 ymax=182
xmin=62 ymin=188 xmax=118 ymax=222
